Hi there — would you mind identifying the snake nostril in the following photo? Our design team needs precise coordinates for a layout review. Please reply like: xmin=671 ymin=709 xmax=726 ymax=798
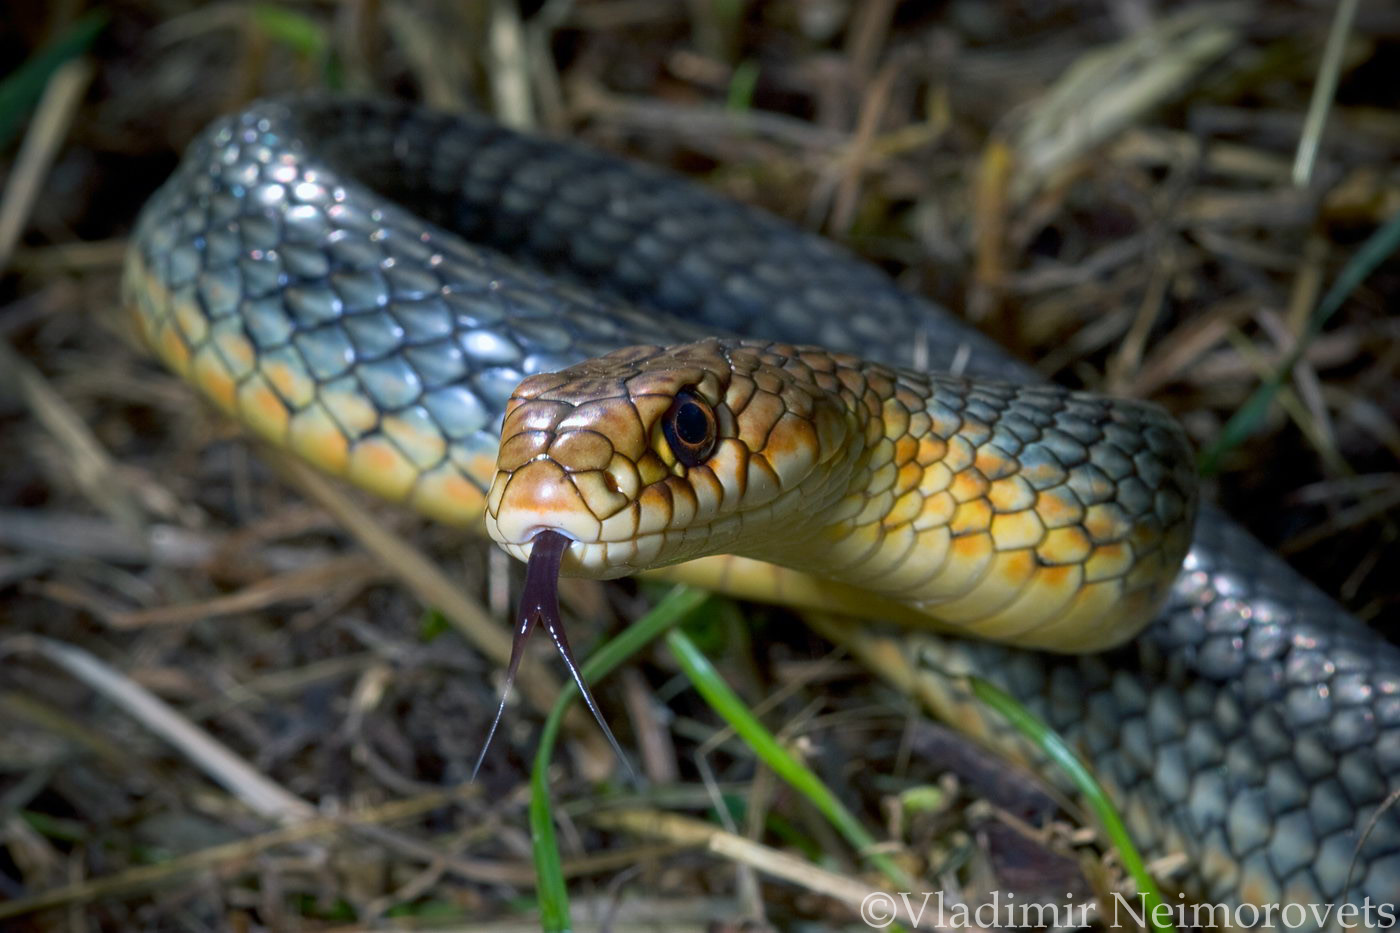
xmin=602 ymin=471 xmax=621 ymax=494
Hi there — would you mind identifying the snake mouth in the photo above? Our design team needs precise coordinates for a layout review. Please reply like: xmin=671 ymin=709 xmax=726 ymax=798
xmin=471 ymin=529 xmax=631 ymax=779
xmin=491 ymin=525 xmax=673 ymax=579
xmin=512 ymin=524 xmax=579 ymax=552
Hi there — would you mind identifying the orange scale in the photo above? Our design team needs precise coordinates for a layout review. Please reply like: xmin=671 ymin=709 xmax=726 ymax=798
xmin=894 ymin=461 xmax=922 ymax=496
xmin=321 ymin=390 xmax=380 ymax=441
xmin=986 ymin=475 xmax=1035 ymax=513
xmin=1034 ymin=488 xmax=1085 ymax=528
xmin=1084 ymin=502 xmax=1129 ymax=544
xmin=827 ymin=517 xmax=884 ymax=565
xmin=949 ymin=498 xmax=992 ymax=536
xmin=288 ymin=404 xmax=350 ymax=475
xmin=913 ymin=489 xmax=955 ymax=531
xmin=870 ymin=525 xmax=951 ymax=593
xmin=261 ymin=358 xmax=316 ymax=408
xmin=212 ymin=328 xmax=256 ymax=379
xmin=158 ymin=323 xmax=192 ymax=377
xmin=882 ymin=488 xmax=924 ymax=529
xmin=236 ymin=373 xmax=290 ymax=442
xmin=1085 ymin=541 xmax=1133 ymax=582
xmin=967 ymin=562 xmax=1084 ymax=645
xmin=411 ymin=464 xmax=486 ymax=526
xmin=381 ymin=413 xmax=449 ymax=470
xmin=893 ymin=434 xmax=919 ymax=467
xmin=190 ymin=346 xmax=238 ymax=414
xmin=172 ymin=296 xmax=210 ymax=346
xmin=463 ymin=451 xmax=501 ymax=490
xmin=924 ymin=531 xmax=995 ymax=600
xmin=931 ymin=548 xmax=1038 ymax=627
xmin=948 ymin=467 xmax=989 ymax=503
xmin=348 ymin=436 xmax=418 ymax=502
xmin=989 ymin=510 xmax=1045 ymax=550
xmin=1035 ymin=526 xmax=1092 ymax=565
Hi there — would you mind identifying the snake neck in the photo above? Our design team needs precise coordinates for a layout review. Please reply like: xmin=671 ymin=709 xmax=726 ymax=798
xmin=761 ymin=361 xmax=1198 ymax=653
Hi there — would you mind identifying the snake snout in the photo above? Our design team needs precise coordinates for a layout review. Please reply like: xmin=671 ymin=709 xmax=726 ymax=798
xmin=486 ymin=459 xmax=601 ymax=549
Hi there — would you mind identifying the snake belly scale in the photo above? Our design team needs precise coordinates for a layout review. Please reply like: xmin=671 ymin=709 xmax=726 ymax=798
xmin=125 ymin=98 xmax=1400 ymax=918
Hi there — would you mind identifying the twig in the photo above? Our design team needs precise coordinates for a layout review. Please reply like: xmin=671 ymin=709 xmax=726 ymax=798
xmin=0 ymin=789 xmax=467 ymax=921
xmin=1292 ymin=0 xmax=1359 ymax=187
xmin=1 ymin=636 xmax=314 ymax=822
xmin=0 ymin=60 xmax=92 ymax=269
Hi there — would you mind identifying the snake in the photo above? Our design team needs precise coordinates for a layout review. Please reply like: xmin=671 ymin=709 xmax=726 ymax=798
xmin=123 ymin=97 xmax=1400 ymax=922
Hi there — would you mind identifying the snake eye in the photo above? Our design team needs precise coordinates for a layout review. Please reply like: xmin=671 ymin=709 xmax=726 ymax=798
xmin=661 ymin=390 xmax=717 ymax=467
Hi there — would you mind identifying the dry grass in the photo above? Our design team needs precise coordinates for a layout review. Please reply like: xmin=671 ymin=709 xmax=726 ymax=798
xmin=1 ymin=0 xmax=1397 ymax=929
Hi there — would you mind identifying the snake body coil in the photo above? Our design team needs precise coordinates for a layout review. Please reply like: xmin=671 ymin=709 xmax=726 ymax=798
xmin=125 ymin=98 xmax=1400 ymax=920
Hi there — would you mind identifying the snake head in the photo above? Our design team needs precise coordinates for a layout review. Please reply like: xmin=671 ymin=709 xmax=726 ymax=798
xmin=485 ymin=337 xmax=856 ymax=576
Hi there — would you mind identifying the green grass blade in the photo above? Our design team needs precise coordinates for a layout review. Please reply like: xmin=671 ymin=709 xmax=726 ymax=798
xmin=726 ymin=60 xmax=760 ymax=112
xmin=664 ymin=628 xmax=917 ymax=890
xmin=0 ymin=11 xmax=107 ymax=149
xmin=1199 ymin=206 xmax=1400 ymax=474
xmin=248 ymin=3 xmax=342 ymax=87
xmin=250 ymin=3 xmax=328 ymax=60
xmin=528 ymin=586 xmax=712 ymax=932
xmin=966 ymin=676 xmax=1176 ymax=933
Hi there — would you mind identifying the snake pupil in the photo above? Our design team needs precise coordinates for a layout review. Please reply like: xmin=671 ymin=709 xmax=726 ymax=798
xmin=662 ymin=390 xmax=717 ymax=466
xmin=675 ymin=403 xmax=708 ymax=444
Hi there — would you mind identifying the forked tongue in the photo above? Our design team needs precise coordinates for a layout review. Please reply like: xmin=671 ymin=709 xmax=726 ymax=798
xmin=471 ymin=529 xmax=632 ymax=779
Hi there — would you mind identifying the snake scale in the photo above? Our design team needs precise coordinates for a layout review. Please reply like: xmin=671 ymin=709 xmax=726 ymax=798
xmin=124 ymin=98 xmax=1400 ymax=922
